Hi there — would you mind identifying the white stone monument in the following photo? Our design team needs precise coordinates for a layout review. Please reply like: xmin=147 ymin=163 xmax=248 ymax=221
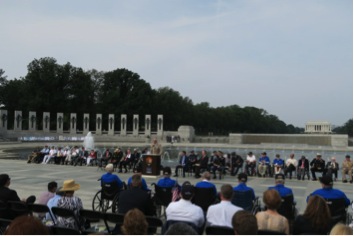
xmin=96 ymin=114 xmax=102 ymax=135
xmin=14 ymin=110 xmax=22 ymax=131
xmin=43 ymin=112 xmax=50 ymax=132
xmin=57 ymin=113 xmax=64 ymax=134
xmin=28 ymin=111 xmax=36 ymax=131
xmin=83 ymin=113 xmax=90 ymax=135
xmin=133 ymin=114 xmax=139 ymax=136
xmin=70 ymin=113 xmax=77 ymax=134
xmin=121 ymin=114 xmax=127 ymax=136
xmin=157 ymin=114 xmax=163 ymax=137
xmin=305 ymin=121 xmax=332 ymax=134
xmin=0 ymin=110 xmax=8 ymax=133
xmin=108 ymin=114 xmax=115 ymax=136
xmin=145 ymin=114 xmax=151 ymax=137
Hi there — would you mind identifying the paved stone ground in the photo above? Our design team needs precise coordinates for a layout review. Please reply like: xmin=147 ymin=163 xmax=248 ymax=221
xmin=0 ymin=159 xmax=352 ymax=216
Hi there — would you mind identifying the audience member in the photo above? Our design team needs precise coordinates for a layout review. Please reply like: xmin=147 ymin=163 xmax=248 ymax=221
xmin=174 ymin=151 xmax=188 ymax=178
xmin=245 ymin=152 xmax=257 ymax=176
xmin=164 ymin=222 xmax=197 ymax=235
xmin=101 ymin=163 xmax=124 ymax=190
xmin=157 ymin=166 xmax=178 ymax=188
xmin=56 ymin=179 xmax=85 ymax=230
xmin=233 ymin=173 xmax=256 ymax=201
xmin=230 ymin=152 xmax=244 ymax=176
xmin=127 ymin=171 xmax=150 ymax=191
xmin=268 ymin=174 xmax=294 ymax=198
xmin=284 ymin=153 xmax=297 ymax=179
xmin=342 ymin=154 xmax=353 ymax=183
xmin=4 ymin=215 xmax=49 ymax=235
xmin=297 ymin=155 xmax=310 ymax=180
xmin=272 ymin=154 xmax=284 ymax=175
xmin=166 ymin=181 xmax=204 ymax=230
xmin=38 ymin=181 xmax=57 ymax=205
xmin=121 ymin=208 xmax=148 ymax=235
xmin=256 ymin=189 xmax=289 ymax=234
xmin=310 ymin=153 xmax=325 ymax=180
xmin=195 ymin=171 xmax=217 ymax=196
xmin=306 ymin=175 xmax=350 ymax=206
xmin=100 ymin=148 xmax=112 ymax=167
xmin=206 ymin=184 xmax=242 ymax=228
xmin=46 ymin=186 xmax=64 ymax=221
xmin=330 ymin=223 xmax=353 ymax=235
xmin=293 ymin=195 xmax=332 ymax=235
xmin=258 ymin=152 xmax=271 ymax=177
xmin=232 ymin=210 xmax=258 ymax=235
xmin=118 ymin=174 xmax=155 ymax=215
xmin=324 ymin=157 xmax=339 ymax=181
xmin=194 ymin=150 xmax=209 ymax=178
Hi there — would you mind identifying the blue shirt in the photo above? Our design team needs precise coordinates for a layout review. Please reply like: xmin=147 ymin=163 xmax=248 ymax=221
xmin=233 ymin=183 xmax=255 ymax=200
xmin=259 ymin=156 xmax=270 ymax=165
xmin=101 ymin=172 xmax=123 ymax=190
xmin=273 ymin=158 xmax=284 ymax=166
xmin=307 ymin=187 xmax=350 ymax=206
xmin=127 ymin=176 xmax=150 ymax=191
xmin=46 ymin=194 xmax=62 ymax=221
xmin=157 ymin=177 xmax=177 ymax=188
xmin=268 ymin=184 xmax=293 ymax=197
xmin=196 ymin=180 xmax=217 ymax=195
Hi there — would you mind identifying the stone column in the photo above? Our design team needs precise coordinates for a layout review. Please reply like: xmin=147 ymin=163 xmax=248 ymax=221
xmin=43 ymin=112 xmax=50 ymax=132
xmin=96 ymin=114 xmax=102 ymax=135
xmin=70 ymin=113 xmax=77 ymax=134
xmin=145 ymin=115 xmax=151 ymax=137
xmin=83 ymin=113 xmax=90 ymax=135
xmin=108 ymin=114 xmax=115 ymax=136
xmin=0 ymin=110 xmax=8 ymax=133
xmin=133 ymin=114 xmax=139 ymax=136
xmin=14 ymin=110 xmax=22 ymax=131
xmin=57 ymin=113 xmax=64 ymax=134
xmin=120 ymin=114 xmax=127 ymax=136
xmin=28 ymin=111 xmax=36 ymax=131
xmin=157 ymin=114 xmax=163 ymax=137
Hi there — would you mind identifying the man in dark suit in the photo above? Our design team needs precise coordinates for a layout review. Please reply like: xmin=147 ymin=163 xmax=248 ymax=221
xmin=118 ymin=174 xmax=155 ymax=215
xmin=194 ymin=150 xmax=209 ymax=178
xmin=310 ymin=153 xmax=326 ymax=181
xmin=297 ymin=155 xmax=310 ymax=180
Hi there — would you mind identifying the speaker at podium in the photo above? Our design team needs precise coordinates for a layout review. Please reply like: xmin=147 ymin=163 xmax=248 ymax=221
xmin=142 ymin=154 xmax=161 ymax=176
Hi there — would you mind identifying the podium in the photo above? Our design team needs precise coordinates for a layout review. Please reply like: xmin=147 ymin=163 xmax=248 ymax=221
xmin=142 ymin=154 xmax=161 ymax=176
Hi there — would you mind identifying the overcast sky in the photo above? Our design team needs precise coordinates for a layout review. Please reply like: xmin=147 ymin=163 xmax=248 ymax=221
xmin=0 ymin=0 xmax=352 ymax=128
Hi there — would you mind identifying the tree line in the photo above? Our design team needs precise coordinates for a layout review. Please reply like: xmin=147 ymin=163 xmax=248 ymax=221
xmin=0 ymin=57 xmax=350 ymax=136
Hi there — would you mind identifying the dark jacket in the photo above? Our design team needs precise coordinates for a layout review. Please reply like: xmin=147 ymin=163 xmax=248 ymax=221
xmin=118 ymin=187 xmax=155 ymax=216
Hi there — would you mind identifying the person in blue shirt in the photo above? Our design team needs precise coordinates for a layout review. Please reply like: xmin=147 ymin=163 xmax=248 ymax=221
xmin=127 ymin=173 xmax=150 ymax=191
xmin=101 ymin=164 xmax=124 ymax=190
xmin=258 ymin=152 xmax=271 ymax=177
xmin=157 ymin=167 xmax=178 ymax=188
xmin=272 ymin=154 xmax=285 ymax=175
xmin=233 ymin=173 xmax=255 ymax=201
xmin=307 ymin=175 xmax=350 ymax=206
xmin=195 ymin=171 xmax=217 ymax=196
xmin=173 ymin=151 xmax=188 ymax=178
xmin=268 ymin=174 xmax=294 ymax=198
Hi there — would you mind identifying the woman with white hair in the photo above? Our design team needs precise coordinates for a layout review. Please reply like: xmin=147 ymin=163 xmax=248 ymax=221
xmin=101 ymin=164 xmax=124 ymax=190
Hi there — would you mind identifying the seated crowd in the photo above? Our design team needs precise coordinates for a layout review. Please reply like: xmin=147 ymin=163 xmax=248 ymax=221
xmin=1 ymin=152 xmax=353 ymax=236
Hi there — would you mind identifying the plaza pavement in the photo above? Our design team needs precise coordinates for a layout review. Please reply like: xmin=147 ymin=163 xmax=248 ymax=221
xmin=0 ymin=158 xmax=352 ymax=216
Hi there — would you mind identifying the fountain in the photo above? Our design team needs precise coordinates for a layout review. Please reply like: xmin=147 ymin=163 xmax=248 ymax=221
xmin=83 ymin=132 xmax=95 ymax=151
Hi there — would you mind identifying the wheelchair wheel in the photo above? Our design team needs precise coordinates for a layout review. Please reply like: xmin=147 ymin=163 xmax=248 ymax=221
xmin=92 ymin=190 xmax=112 ymax=212
xmin=111 ymin=193 xmax=120 ymax=213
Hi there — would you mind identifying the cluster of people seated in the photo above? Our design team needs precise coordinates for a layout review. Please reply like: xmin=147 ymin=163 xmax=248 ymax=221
xmin=171 ymin=149 xmax=353 ymax=183
xmin=27 ymin=145 xmax=145 ymax=172
xmin=0 ymin=158 xmax=353 ymax=235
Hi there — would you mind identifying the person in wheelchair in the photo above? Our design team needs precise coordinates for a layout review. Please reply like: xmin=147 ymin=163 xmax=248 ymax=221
xmin=268 ymin=174 xmax=294 ymax=201
xmin=245 ymin=152 xmax=257 ymax=176
xmin=257 ymin=152 xmax=271 ymax=177
xmin=157 ymin=167 xmax=179 ymax=188
xmin=272 ymin=154 xmax=284 ymax=175
xmin=324 ymin=157 xmax=339 ymax=181
xmin=101 ymin=164 xmax=124 ymax=192
xmin=127 ymin=167 xmax=150 ymax=191
xmin=232 ymin=173 xmax=256 ymax=212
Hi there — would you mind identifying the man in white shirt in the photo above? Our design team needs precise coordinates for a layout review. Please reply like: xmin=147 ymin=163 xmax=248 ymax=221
xmin=284 ymin=153 xmax=297 ymax=179
xmin=166 ymin=181 xmax=204 ymax=230
xmin=206 ymin=184 xmax=243 ymax=228
xmin=245 ymin=152 xmax=257 ymax=176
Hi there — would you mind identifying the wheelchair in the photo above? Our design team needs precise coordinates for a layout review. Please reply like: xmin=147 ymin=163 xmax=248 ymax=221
xmin=92 ymin=180 xmax=126 ymax=213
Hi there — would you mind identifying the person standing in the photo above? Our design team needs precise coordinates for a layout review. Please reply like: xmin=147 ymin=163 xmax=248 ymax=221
xmin=151 ymin=138 xmax=163 ymax=155
xmin=342 ymin=155 xmax=353 ymax=183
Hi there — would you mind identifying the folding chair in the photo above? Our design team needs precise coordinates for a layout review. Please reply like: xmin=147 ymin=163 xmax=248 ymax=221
xmin=151 ymin=183 xmax=172 ymax=218
xmin=231 ymin=190 xmax=259 ymax=213
xmin=49 ymin=225 xmax=81 ymax=235
xmin=145 ymin=215 xmax=163 ymax=234
xmin=8 ymin=201 xmax=31 ymax=218
xmin=278 ymin=194 xmax=297 ymax=221
xmin=102 ymin=212 xmax=124 ymax=234
xmin=51 ymin=207 xmax=82 ymax=231
xmin=205 ymin=225 xmax=234 ymax=235
xmin=325 ymin=198 xmax=348 ymax=225
xmin=28 ymin=203 xmax=56 ymax=224
xmin=79 ymin=209 xmax=103 ymax=234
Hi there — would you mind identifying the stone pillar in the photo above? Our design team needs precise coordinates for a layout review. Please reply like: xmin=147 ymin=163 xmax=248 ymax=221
xmin=57 ymin=113 xmax=64 ymax=134
xmin=108 ymin=114 xmax=115 ymax=136
xmin=133 ymin=114 xmax=139 ymax=136
xmin=96 ymin=114 xmax=102 ymax=135
xmin=14 ymin=110 xmax=22 ymax=131
xmin=70 ymin=113 xmax=77 ymax=134
xmin=157 ymin=114 xmax=163 ymax=137
xmin=120 ymin=114 xmax=127 ymax=136
xmin=0 ymin=110 xmax=8 ymax=133
xmin=28 ymin=111 xmax=36 ymax=131
xmin=83 ymin=113 xmax=90 ymax=135
xmin=145 ymin=115 xmax=151 ymax=137
xmin=43 ymin=112 xmax=50 ymax=132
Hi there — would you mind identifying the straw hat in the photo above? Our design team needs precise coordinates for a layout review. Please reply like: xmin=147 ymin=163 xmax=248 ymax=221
xmin=61 ymin=179 xmax=80 ymax=192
